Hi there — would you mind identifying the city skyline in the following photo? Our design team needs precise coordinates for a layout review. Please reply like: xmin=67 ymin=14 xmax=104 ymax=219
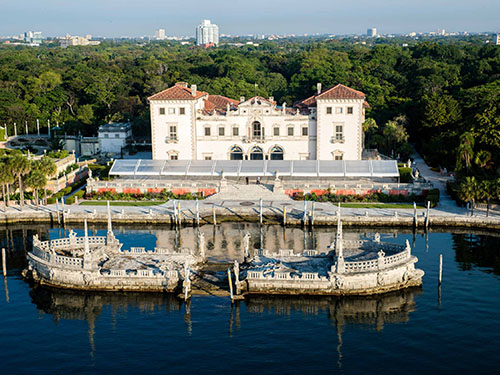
xmin=1 ymin=0 xmax=499 ymax=38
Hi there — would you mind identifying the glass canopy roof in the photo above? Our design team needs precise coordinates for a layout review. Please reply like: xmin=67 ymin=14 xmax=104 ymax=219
xmin=109 ymin=159 xmax=399 ymax=178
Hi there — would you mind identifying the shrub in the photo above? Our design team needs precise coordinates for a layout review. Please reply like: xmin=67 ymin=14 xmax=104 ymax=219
xmin=65 ymin=196 xmax=75 ymax=205
xmin=74 ymin=190 xmax=85 ymax=199
xmin=47 ymin=197 xmax=56 ymax=204
xmin=398 ymin=167 xmax=413 ymax=183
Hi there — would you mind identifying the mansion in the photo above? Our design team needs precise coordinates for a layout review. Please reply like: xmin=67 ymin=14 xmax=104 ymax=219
xmin=148 ymin=82 xmax=369 ymax=161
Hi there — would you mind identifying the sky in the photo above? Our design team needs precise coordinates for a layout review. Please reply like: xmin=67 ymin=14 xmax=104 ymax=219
xmin=1 ymin=0 xmax=499 ymax=37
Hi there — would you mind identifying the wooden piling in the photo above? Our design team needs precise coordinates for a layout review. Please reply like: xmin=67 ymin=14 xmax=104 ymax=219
xmin=426 ymin=201 xmax=431 ymax=229
xmin=2 ymin=248 xmax=6 ymax=277
xmin=259 ymin=198 xmax=263 ymax=225
xmin=283 ymin=206 xmax=287 ymax=226
xmin=311 ymin=202 xmax=315 ymax=226
xmin=212 ymin=206 xmax=217 ymax=226
xmin=413 ymin=202 xmax=417 ymax=228
xmin=177 ymin=202 xmax=181 ymax=225
xmin=195 ymin=198 xmax=200 ymax=226
xmin=438 ymin=254 xmax=443 ymax=285
xmin=227 ymin=268 xmax=234 ymax=301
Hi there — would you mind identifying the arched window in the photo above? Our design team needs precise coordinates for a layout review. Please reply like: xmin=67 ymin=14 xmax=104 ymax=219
xmin=230 ymin=145 xmax=244 ymax=160
xmin=250 ymin=146 xmax=264 ymax=160
xmin=252 ymin=121 xmax=262 ymax=139
xmin=270 ymin=145 xmax=284 ymax=160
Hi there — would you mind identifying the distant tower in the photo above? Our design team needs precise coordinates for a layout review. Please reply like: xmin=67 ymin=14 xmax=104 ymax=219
xmin=196 ymin=20 xmax=219 ymax=46
xmin=367 ymin=28 xmax=377 ymax=37
xmin=155 ymin=29 xmax=166 ymax=40
xmin=496 ymin=34 xmax=500 ymax=45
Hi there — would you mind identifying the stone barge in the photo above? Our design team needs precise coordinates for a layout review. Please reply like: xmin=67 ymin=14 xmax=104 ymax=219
xmin=23 ymin=205 xmax=206 ymax=293
xmin=238 ymin=216 xmax=424 ymax=296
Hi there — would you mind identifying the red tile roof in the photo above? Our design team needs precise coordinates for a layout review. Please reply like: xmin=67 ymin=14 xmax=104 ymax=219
xmin=148 ymin=82 xmax=208 ymax=101
xmin=206 ymin=95 xmax=240 ymax=110
xmin=296 ymin=84 xmax=367 ymax=107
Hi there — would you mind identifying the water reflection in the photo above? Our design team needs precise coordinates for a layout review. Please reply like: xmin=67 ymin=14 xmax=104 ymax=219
xmin=246 ymin=288 xmax=421 ymax=332
xmin=452 ymin=234 xmax=500 ymax=275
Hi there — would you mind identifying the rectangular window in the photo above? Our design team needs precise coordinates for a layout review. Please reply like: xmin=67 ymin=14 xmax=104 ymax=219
xmin=302 ymin=127 xmax=308 ymax=136
xmin=169 ymin=125 xmax=177 ymax=140
xmin=326 ymin=107 xmax=332 ymax=114
xmin=115 ymin=133 xmax=120 ymax=138
xmin=233 ymin=127 xmax=239 ymax=136
xmin=335 ymin=125 xmax=344 ymax=141
xmin=104 ymin=134 xmax=109 ymax=138
xmin=273 ymin=127 xmax=280 ymax=136
xmin=204 ymin=127 xmax=211 ymax=136
xmin=335 ymin=154 xmax=343 ymax=160
xmin=336 ymin=107 xmax=343 ymax=114
xmin=159 ymin=107 xmax=165 ymax=115
xmin=168 ymin=108 xmax=176 ymax=115
xmin=170 ymin=155 xmax=178 ymax=160
xmin=288 ymin=127 xmax=294 ymax=136
xmin=179 ymin=107 xmax=185 ymax=115
xmin=219 ymin=127 xmax=225 ymax=136
xmin=347 ymin=106 xmax=353 ymax=114
xmin=204 ymin=156 xmax=212 ymax=160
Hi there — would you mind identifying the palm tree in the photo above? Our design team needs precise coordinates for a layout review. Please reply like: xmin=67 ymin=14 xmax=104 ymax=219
xmin=38 ymin=157 xmax=57 ymax=204
xmin=9 ymin=155 xmax=31 ymax=211
xmin=0 ymin=163 xmax=14 ymax=212
xmin=25 ymin=165 xmax=46 ymax=211
xmin=456 ymin=132 xmax=475 ymax=172
xmin=458 ymin=176 xmax=478 ymax=216
xmin=478 ymin=180 xmax=494 ymax=217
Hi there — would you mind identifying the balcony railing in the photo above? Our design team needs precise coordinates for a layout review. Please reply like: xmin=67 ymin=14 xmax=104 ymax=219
xmin=165 ymin=136 xmax=178 ymax=143
xmin=331 ymin=136 xmax=345 ymax=144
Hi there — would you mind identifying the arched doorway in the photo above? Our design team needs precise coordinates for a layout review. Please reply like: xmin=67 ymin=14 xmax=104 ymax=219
xmin=250 ymin=146 xmax=264 ymax=160
xmin=230 ymin=145 xmax=244 ymax=160
xmin=270 ymin=145 xmax=284 ymax=160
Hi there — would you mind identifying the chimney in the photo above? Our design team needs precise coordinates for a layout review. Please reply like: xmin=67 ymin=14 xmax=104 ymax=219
xmin=240 ymin=96 xmax=245 ymax=103
xmin=191 ymin=84 xmax=197 ymax=97
xmin=176 ymin=82 xmax=188 ymax=88
xmin=317 ymin=83 xmax=322 ymax=95
xmin=269 ymin=96 xmax=274 ymax=102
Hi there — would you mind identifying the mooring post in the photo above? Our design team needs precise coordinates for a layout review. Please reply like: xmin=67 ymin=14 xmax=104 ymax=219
xmin=259 ymin=198 xmax=263 ymax=225
xmin=212 ymin=205 xmax=217 ymax=226
xmin=413 ymin=202 xmax=417 ymax=228
xmin=302 ymin=200 xmax=307 ymax=226
xmin=311 ymin=202 xmax=315 ymax=226
xmin=283 ymin=206 xmax=287 ymax=226
xmin=177 ymin=202 xmax=181 ymax=225
xmin=2 ymin=248 xmax=6 ymax=277
xmin=195 ymin=198 xmax=200 ymax=226
xmin=227 ymin=267 xmax=234 ymax=301
xmin=426 ymin=201 xmax=431 ymax=229
xmin=438 ymin=254 xmax=443 ymax=285
xmin=184 ymin=266 xmax=191 ymax=301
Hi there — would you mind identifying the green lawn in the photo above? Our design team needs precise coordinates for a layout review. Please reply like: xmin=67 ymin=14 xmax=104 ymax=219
xmin=338 ymin=203 xmax=425 ymax=209
xmin=80 ymin=200 xmax=167 ymax=206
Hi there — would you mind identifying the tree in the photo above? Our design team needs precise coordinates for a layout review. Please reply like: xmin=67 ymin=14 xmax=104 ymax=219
xmin=0 ymin=162 xmax=14 ymax=212
xmin=456 ymin=132 xmax=475 ymax=172
xmin=458 ymin=176 xmax=479 ymax=216
xmin=25 ymin=164 xmax=46 ymax=211
xmin=9 ymin=155 xmax=31 ymax=211
xmin=382 ymin=117 xmax=409 ymax=155
xmin=38 ymin=157 xmax=57 ymax=204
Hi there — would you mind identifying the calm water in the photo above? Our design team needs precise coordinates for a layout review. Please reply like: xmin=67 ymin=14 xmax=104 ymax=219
xmin=1 ymin=224 xmax=499 ymax=375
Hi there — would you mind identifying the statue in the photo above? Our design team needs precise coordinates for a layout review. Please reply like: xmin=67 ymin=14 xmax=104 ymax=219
xmin=243 ymin=233 xmax=251 ymax=258
xmin=374 ymin=233 xmax=380 ymax=243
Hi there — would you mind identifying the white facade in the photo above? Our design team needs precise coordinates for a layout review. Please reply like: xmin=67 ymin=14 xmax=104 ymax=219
xmin=367 ymin=28 xmax=377 ymax=37
xmin=149 ymin=83 xmax=367 ymax=161
xmin=196 ymin=20 xmax=219 ymax=46
xmin=98 ymin=123 xmax=132 ymax=155
xmin=155 ymin=29 xmax=166 ymax=40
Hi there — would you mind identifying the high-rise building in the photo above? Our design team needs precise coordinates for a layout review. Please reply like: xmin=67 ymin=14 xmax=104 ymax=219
xmin=196 ymin=20 xmax=219 ymax=46
xmin=495 ymin=34 xmax=500 ymax=45
xmin=155 ymin=29 xmax=166 ymax=40
xmin=24 ymin=31 xmax=43 ymax=45
xmin=367 ymin=28 xmax=377 ymax=37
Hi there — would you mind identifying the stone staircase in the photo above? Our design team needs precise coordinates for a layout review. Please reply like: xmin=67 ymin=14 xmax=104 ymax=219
xmin=206 ymin=183 xmax=291 ymax=201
